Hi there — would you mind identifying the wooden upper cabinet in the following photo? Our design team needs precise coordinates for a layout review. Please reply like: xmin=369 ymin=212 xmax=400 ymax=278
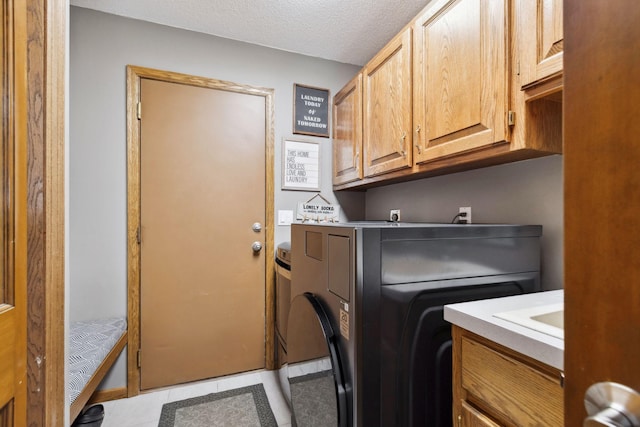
xmin=332 ymin=73 xmax=363 ymax=186
xmin=519 ymin=0 xmax=563 ymax=88
xmin=362 ymin=28 xmax=413 ymax=177
xmin=332 ymin=0 xmax=563 ymax=191
xmin=413 ymin=0 xmax=509 ymax=165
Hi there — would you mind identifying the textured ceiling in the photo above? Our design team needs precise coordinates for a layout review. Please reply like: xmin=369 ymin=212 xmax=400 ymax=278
xmin=70 ymin=0 xmax=432 ymax=66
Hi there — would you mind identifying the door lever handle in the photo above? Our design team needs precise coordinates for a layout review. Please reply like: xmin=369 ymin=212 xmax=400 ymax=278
xmin=584 ymin=382 xmax=640 ymax=426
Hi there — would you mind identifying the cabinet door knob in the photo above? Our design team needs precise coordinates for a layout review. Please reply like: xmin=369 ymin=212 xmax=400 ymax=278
xmin=414 ymin=125 xmax=422 ymax=154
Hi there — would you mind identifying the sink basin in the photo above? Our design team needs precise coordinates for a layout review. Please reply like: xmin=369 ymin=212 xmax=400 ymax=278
xmin=531 ymin=309 xmax=564 ymax=329
xmin=493 ymin=303 xmax=564 ymax=339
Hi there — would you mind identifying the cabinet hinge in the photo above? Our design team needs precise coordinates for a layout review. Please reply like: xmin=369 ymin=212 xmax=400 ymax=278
xmin=137 ymin=102 xmax=142 ymax=120
xmin=136 ymin=226 xmax=141 ymax=244
xmin=137 ymin=349 xmax=142 ymax=368
xmin=508 ymin=110 xmax=516 ymax=126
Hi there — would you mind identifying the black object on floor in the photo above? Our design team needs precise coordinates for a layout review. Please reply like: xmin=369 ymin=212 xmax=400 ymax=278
xmin=71 ymin=404 xmax=104 ymax=427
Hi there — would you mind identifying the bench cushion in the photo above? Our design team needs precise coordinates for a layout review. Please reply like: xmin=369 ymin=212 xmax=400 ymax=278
xmin=68 ymin=317 xmax=127 ymax=404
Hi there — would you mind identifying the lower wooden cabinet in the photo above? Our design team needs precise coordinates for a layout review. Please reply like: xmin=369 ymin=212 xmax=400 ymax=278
xmin=460 ymin=401 xmax=500 ymax=427
xmin=452 ymin=326 xmax=564 ymax=426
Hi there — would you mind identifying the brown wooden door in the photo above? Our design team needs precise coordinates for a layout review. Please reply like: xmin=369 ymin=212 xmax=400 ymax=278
xmin=362 ymin=28 xmax=413 ymax=177
xmin=564 ymin=1 xmax=640 ymax=424
xmin=332 ymin=73 xmax=363 ymax=186
xmin=413 ymin=0 xmax=508 ymax=164
xmin=0 ymin=0 xmax=27 ymax=424
xmin=138 ymin=77 xmax=268 ymax=390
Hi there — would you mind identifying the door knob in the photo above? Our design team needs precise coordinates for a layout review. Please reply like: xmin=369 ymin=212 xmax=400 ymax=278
xmin=584 ymin=382 xmax=640 ymax=426
xmin=252 ymin=222 xmax=262 ymax=232
xmin=252 ymin=241 xmax=263 ymax=252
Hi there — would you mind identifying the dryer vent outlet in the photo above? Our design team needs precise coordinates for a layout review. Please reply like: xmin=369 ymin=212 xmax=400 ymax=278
xmin=390 ymin=209 xmax=401 ymax=222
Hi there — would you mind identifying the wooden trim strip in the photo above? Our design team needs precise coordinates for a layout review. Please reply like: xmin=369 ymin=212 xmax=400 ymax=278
xmin=24 ymin=0 xmax=66 ymax=425
xmin=44 ymin=0 xmax=67 ymax=423
xmin=125 ymin=65 xmax=142 ymax=398
xmin=264 ymin=80 xmax=276 ymax=370
xmin=87 ymin=387 xmax=128 ymax=406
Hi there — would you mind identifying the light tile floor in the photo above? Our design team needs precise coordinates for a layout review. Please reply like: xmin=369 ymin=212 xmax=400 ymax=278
xmin=98 ymin=370 xmax=292 ymax=427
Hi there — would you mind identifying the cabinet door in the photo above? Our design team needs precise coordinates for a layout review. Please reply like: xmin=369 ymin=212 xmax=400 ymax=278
xmin=413 ymin=0 xmax=508 ymax=164
xmin=519 ymin=0 xmax=563 ymax=88
xmin=362 ymin=28 xmax=412 ymax=177
xmin=461 ymin=335 xmax=563 ymax=425
xmin=459 ymin=402 xmax=501 ymax=427
xmin=332 ymin=74 xmax=362 ymax=185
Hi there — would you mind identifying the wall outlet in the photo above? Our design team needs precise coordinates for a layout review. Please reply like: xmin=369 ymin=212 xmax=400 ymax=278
xmin=390 ymin=209 xmax=401 ymax=222
xmin=459 ymin=207 xmax=472 ymax=224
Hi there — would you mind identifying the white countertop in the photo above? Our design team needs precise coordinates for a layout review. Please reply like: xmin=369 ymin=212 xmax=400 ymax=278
xmin=444 ymin=290 xmax=564 ymax=370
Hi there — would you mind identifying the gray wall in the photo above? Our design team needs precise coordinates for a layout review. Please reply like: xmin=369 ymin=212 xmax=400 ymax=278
xmin=365 ymin=155 xmax=564 ymax=290
xmin=69 ymin=6 xmax=363 ymax=388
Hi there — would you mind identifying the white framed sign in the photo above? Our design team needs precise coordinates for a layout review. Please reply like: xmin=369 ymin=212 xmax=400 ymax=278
xmin=282 ymin=139 xmax=320 ymax=191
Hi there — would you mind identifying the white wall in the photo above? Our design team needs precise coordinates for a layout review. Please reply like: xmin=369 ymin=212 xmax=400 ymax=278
xmin=365 ymin=155 xmax=564 ymax=290
xmin=69 ymin=6 xmax=363 ymax=389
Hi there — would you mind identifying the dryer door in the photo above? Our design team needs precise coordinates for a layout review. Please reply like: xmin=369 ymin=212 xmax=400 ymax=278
xmin=286 ymin=292 xmax=348 ymax=427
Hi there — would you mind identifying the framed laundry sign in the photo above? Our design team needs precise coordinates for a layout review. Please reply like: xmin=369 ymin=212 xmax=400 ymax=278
xmin=282 ymin=139 xmax=321 ymax=191
xmin=293 ymin=84 xmax=330 ymax=137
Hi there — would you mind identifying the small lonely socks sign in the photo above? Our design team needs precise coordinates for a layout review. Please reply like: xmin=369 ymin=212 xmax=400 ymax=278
xmin=296 ymin=194 xmax=340 ymax=223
